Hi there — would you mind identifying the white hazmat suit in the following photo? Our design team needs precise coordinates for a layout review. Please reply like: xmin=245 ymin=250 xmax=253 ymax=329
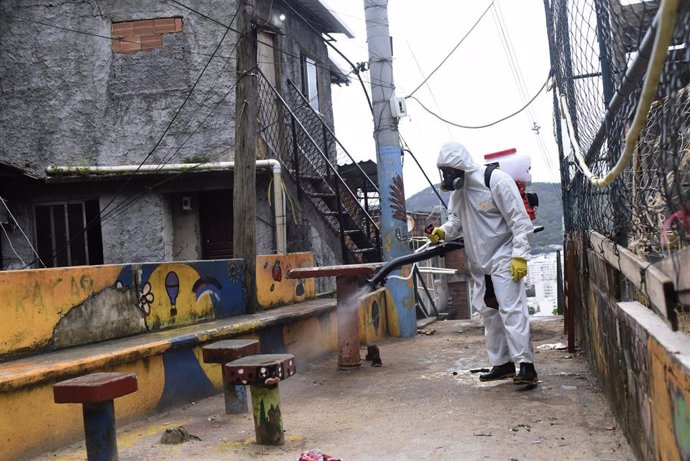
xmin=437 ymin=142 xmax=535 ymax=365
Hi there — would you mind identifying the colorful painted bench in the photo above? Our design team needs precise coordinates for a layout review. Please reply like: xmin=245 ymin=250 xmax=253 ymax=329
xmin=0 ymin=300 xmax=336 ymax=461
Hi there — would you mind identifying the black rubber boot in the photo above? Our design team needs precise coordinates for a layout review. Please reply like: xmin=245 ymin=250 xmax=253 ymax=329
xmin=479 ymin=362 xmax=515 ymax=382
xmin=513 ymin=362 xmax=538 ymax=385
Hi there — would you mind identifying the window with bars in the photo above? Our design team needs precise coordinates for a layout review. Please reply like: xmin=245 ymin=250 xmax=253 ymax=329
xmin=35 ymin=200 xmax=104 ymax=267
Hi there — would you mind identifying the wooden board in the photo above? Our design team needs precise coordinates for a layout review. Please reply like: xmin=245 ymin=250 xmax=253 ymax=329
xmin=589 ymin=231 xmax=677 ymax=330
xmin=652 ymin=246 xmax=690 ymax=305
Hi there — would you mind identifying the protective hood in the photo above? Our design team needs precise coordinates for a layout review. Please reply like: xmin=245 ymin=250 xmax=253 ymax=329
xmin=437 ymin=142 xmax=479 ymax=172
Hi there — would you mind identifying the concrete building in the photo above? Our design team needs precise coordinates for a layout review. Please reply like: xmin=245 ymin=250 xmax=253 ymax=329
xmin=0 ymin=0 xmax=378 ymax=291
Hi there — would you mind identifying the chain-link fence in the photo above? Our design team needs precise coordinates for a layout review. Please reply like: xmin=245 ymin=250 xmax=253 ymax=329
xmin=546 ymin=0 xmax=690 ymax=261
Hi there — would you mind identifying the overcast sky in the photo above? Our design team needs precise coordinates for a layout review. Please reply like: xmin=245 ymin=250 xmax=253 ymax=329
xmin=322 ymin=0 xmax=561 ymax=198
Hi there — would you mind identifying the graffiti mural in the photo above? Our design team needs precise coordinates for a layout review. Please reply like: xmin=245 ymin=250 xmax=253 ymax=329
xmin=359 ymin=287 xmax=388 ymax=343
xmin=0 ymin=259 xmax=246 ymax=359
xmin=256 ymin=253 xmax=316 ymax=309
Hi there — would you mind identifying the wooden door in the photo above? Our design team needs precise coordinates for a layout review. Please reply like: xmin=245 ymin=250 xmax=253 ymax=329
xmin=199 ymin=190 xmax=233 ymax=260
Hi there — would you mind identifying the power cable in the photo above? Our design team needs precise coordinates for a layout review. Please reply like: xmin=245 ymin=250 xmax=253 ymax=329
xmin=5 ymin=14 xmax=237 ymax=60
xmin=274 ymin=0 xmax=374 ymax=114
xmin=406 ymin=1 xmax=494 ymax=98
xmin=157 ymin=86 xmax=236 ymax=170
xmin=21 ymin=7 xmax=240 ymax=268
xmin=156 ymin=7 xmax=242 ymax=169
xmin=399 ymin=136 xmax=447 ymax=208
xmin=0 ymin=222 xmax=26 ymax=266
xmin=168 ymin=0 xmax=355 ymax=89
xmin=0 ymin=195 xmax=45 ymax=267
xmin=406 ymin=41 xmax=453 ymax=140
xmin=491 ymin=3 xmax=561 ymax=191
xmin=407 ymin=70 xmax=552 ymax=130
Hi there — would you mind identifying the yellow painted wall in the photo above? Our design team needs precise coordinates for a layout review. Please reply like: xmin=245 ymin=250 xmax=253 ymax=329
xmin=359 ymin=287 xmax=389 ymax=344
xmin=0 ymin=265 xmax=122 ymax=357
xmin=256 ymin=252 xmax=316 ymax=309
xmin=0 ymin=357 xmax=165 ymax=461
xmin=649 ymin=337 xmax=690 ymax=461
xmin=0 ymin=310 xmax=337 ymax=461
xmin=283 ymin=314 xmax=338 ymax=364
xmin=144 ymin=263 xmax=214 ymax=329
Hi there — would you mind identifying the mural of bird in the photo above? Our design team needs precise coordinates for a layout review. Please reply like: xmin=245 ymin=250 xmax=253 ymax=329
xmin=390 ymin=175 xmax=407 ymax=222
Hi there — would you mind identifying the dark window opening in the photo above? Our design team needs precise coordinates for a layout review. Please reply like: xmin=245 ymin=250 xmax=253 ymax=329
xmin=35 ymin=200 xmax=104 ymax=267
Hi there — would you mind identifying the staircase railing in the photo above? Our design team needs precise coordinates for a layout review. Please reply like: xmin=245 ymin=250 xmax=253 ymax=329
xmin=256 ymin=70 xmax=381 ymax=262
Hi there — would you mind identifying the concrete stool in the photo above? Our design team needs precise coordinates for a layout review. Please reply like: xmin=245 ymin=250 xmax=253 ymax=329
xmin=53 ymin=372 xmax=137 ymax=461
xmin=226 ymin=354 xmax=296 ymax=445
xmin=202 ymin=339 xmax=260 ymax=414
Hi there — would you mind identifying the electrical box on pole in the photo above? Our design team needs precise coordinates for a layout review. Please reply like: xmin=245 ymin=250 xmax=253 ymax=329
xmin=390 ymin=96 xmax=408 ymax=118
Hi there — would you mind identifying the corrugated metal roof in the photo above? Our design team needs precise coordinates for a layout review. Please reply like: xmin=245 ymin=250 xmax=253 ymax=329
xmin=286 ymin=0 xmax=354 ymax=38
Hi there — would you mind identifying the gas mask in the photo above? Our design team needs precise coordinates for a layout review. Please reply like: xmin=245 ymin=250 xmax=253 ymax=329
xmin=440 ymin=167 xmax=465 ymax=192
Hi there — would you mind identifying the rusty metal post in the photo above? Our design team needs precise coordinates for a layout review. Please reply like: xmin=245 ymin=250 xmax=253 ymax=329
xmin=336 ymin=275 xmax=362 ymax=367
xmin=565 ymin=241 xmax=576 ymax=352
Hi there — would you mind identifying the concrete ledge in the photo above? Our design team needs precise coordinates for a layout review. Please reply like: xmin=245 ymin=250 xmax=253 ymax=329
xmin=0 ymin=299 xmax=336 ymax=393
xmin=618 ymin=301 xmax=690 ymax=369
xmin=0 ymin=299 xmax=337 ymax=461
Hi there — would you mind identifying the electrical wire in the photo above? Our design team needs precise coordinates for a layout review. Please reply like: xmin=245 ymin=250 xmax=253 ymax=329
xmin=407 ymin=70 xmax=552 ymax=130
xmin=491 ymin=3 xmax=561 ymax=195
xmin=276 ymin=1 xmax=374 ymax=114
xmin=168 ymin=0 xmax=357 ymax=89
xmin=399 ymin=136 xmax=447 ymax=208
xmin=406 ymin=1 xmax=494 ymax=98
xmin=0 ymin=195 xmax=45 ymax=267
xmin=5 ymin=14 xmax=236 ymax=60
xmin=0 ymin=222 xmax=26 ymax=266
xmin=11 ymin=0 xmax=372 ymax=267
xmin=406 ymin=40 xmax=453 ymax=140
xmin=20 ymin=5 xmax=242 ymax=268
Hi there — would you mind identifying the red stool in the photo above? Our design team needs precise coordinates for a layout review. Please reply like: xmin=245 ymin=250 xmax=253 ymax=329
xmin=54 ymin=372 xmax=137 ymax=461
xmin=202 ymin=339 xmax=260 ymax=414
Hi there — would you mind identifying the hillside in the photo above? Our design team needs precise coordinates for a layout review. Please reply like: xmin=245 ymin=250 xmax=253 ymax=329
xmin=406 ymin=182 xmax=564 ymax=254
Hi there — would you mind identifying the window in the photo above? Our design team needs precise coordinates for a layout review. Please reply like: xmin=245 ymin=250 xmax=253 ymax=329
xmin=35 ymin=200 xmax=104 ymax=267
xmin=301 ymin=56 xmax=320 ymax=112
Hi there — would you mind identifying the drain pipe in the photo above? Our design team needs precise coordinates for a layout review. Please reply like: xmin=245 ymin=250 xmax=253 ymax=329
xmin=46 ymin=160 xmax=287 ymax=254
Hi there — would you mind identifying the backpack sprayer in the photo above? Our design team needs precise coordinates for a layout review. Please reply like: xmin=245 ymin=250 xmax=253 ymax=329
xmin=368 ymin=148 xmax=541 ymax=288
xmin=484 ymin=148 xmax=538 ymax=220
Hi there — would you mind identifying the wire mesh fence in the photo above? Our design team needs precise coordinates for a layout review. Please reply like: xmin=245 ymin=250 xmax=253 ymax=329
xmin=546 ymin=0 xmax=690 ymax=261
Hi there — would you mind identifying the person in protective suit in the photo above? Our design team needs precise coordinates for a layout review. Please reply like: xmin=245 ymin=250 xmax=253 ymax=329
xmin=426 ymin=141 xmax=538 ymax=385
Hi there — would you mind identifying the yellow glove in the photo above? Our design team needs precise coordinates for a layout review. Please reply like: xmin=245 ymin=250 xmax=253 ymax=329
xmin=425 ymin=227 xmax=445 ymax=245
xmin=510 ymin=257 xmax=528 ymax=282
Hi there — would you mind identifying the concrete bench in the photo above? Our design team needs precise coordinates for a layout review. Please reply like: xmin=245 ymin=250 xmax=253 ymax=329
xmin=0 ymin=300 xmax=336 ymax=461
xmin=202 ymin=339 xmax=260 ymax=414
xmin=53 ymin=372 xmax=138 ymax=461
xmin=226 ymin=354 xmax=296 ymax=445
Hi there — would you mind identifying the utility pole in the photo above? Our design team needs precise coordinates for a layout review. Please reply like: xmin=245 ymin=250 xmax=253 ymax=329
xmin=364 ymin=0 xmax=415 ymax=337
xmin=234 ymin=0 xmax=258 ymax=313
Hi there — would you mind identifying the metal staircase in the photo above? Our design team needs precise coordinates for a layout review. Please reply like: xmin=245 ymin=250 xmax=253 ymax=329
xmin=256 ymin=70 xmax=381 ymax=263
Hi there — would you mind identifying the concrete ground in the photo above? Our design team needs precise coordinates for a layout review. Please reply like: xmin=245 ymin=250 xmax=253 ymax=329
xmin=40 ymin=317 xmax=633 ymax=461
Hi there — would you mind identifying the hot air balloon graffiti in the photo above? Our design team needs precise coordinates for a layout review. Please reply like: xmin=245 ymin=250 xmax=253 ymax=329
xmin=165 ymin=271 xmax=180 ymax=317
